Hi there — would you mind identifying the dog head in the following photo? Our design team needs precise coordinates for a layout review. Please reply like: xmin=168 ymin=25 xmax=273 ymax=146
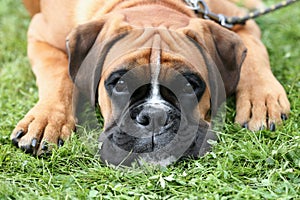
xmin=67 ymin=11 xmax=246 ymax=166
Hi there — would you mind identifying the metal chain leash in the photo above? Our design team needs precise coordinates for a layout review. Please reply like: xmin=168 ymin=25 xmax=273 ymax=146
xmin=185 ymin=0 xmax=300 ymax=28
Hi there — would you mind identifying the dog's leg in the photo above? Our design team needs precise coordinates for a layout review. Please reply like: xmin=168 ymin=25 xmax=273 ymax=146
xmin=234 ymin=21 xmax=290 ymax=131
xmin=10 ymin=30 xmax=75 ymax=155
xmin=206 ymin=0 xmax=290 ymax=131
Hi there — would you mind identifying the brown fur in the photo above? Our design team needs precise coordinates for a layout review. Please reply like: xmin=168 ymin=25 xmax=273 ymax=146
xmin=228 ymin=0 xmax=264 ymax=10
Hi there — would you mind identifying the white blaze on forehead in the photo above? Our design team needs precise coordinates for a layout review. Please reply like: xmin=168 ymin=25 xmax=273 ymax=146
xmin=148 ymin=33 xmax=163 ymax=104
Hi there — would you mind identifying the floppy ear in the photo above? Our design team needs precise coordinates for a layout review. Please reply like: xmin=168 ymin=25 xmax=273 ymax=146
xmin=66 ymin=15 xmax=131 ymax=104
xmin=182 ymin=19 xmax=247 ymax=95
xmin=66 ymin=14 xmax=132 ymax=82
xmin=66 ymin=19 xmax=106 ymax=82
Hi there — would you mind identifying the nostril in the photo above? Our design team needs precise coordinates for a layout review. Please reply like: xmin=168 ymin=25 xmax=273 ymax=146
xmin=136 ymin=114 xmax=150 ymax=126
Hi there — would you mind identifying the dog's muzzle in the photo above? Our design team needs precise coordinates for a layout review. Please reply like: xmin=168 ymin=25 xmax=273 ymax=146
xmin=103 ymin=100 xmax=181 ymax=153
xmin=98 ymin=101 xmax=214 ymax=166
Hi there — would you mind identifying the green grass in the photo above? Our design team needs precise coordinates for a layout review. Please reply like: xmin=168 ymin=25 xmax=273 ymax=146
xmin=0 ymin=0 xmax=299 ymax=199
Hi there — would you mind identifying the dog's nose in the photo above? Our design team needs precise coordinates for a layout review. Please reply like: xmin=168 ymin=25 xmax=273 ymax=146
xmin=136 ymin=107 xmax=168 ymax=130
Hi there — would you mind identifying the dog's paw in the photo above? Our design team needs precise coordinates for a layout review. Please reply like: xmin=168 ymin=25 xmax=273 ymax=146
xmin=235 ymin=77 xmax=290 ymax=131
xmin=10 ymin=102 xmax=75 ymax=155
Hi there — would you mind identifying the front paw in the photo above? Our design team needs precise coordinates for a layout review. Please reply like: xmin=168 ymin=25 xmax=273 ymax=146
xmin=10 ymin=102 xmax=75 ymax=155
xmin=235 ymin=78 xmax=290 ymax=131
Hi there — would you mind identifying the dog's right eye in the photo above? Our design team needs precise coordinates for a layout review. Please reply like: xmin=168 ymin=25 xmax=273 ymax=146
xmin=105 ymin=70 xmax=128 ymax=96
xmin=114 ymin=79 xmax=128 ymax=93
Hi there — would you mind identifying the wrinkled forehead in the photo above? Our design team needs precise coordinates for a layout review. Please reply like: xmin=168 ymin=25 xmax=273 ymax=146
xmin=100 ymin=28 xmax=209 ymax=80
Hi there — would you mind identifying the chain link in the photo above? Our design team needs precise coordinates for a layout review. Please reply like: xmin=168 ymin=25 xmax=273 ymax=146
xmin=184 ymin=0 xmax=233 ymax=28
xmin=184 ymin=0 xmax=201 ymax=10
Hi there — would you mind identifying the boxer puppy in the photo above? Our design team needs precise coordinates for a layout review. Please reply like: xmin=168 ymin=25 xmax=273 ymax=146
xmin=11 ymin=0 xmax=290 ymax=166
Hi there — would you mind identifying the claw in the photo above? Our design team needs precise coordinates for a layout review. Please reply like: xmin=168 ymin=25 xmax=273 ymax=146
xmin=31 ymin=138 xmax=38 ymax=148
xmin=259 ymin=125 xmax=265 ymax=131
xmin=269 ymin=123 xmax=276 ymax=132
xmin=281 ymin=114 xmax=288 ymax=121
xmin=58 ymin=139 xmax=64 ymax=148
xmin=242 ymin=123 xmax=249 ymax=129
xmin=12 ymin=130 xmax=25 ymax=147
xmin=41 ymin=141 xmax=48 ymax=151
xmin=16 ymin=130 xmax=25 ymax=139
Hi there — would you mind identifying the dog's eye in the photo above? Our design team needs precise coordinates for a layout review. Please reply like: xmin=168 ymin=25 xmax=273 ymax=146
xmin=182 ymin=82 xmax=194 ymax=94
xmin=182 ymin=73 xmax=206 ymax=101
xmin=105 ymin=70 xmax=128 ymax=96
xmin=114 ymin=79 xmax=128 ymax=93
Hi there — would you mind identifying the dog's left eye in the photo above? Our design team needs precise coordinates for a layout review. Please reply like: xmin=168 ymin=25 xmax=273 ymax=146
xmin=182 ymin=73 xmax=206 ymax=101
xmin=114 ymin=79 xmax=128 ymax=93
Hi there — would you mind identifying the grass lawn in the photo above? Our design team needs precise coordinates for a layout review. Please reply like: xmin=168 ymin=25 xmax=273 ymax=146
xmin=0 ymin=0 xmax=299 ymax=199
